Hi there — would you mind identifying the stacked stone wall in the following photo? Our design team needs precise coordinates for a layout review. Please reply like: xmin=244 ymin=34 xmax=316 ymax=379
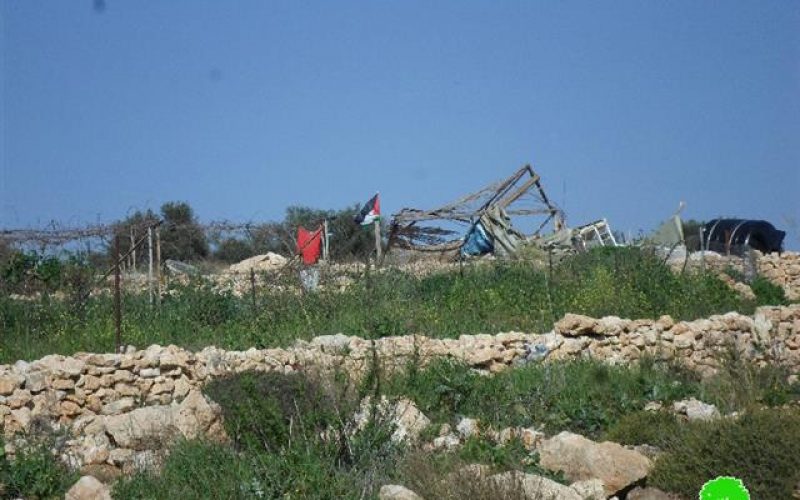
xmin=1 ymin=305 xmax=799 ymax=475
xmin=757 ymin=252 xmax=800 ymax=301
xmin=680 ymin=251 xmax=800 ymax=301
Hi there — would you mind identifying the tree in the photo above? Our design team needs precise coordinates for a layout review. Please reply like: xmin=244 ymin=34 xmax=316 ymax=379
xmin=282 ymin=204 xmax=377 ymax=261
xmin=108 ymin=202 xmax=208 ymax=263
xmin=109 ymin=208 xmax=160 ymax=265
xmin=159 ymin=201 xmax=209 ymax=261
xmin=214 ymin=238 xmax=253 ymax=263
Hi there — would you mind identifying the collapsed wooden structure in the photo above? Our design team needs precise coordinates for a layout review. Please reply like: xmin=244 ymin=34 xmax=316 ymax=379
xmin=387 ymin=165 xmax=564 ymax=257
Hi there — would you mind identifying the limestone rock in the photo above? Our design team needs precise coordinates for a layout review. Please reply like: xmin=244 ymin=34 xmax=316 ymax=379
xmin=555 ymin=313 xmax=597 ymax=336
xmin=570 ymin=478 xmax=606 ymax=499
xmin=80 ymin=463 xmax=123 ymax=485
xmin=79 ymin=432 xmax=111 ymax=465
xmin=432 ymin=433 xmax=460 ymax=451
xmin=627 ymin=486 xmax=675 ymax=499
xmin=455 ymin=417 xmax=480 ymax=439
xmin=354 ymin=396 xmax=429 ymax=444
xmin=0 ymin=374 xmax=24 ymax=395
xmin=490 ymin=471 xmax=582 ymax=500
xmin=104 ymin=405 xmax=174 ymax=450
xmin=378 ymin=484 xmax=423 ymax=500
xmin=24 ymin=370 xmax=48 ymax=392
xmin=65 ymin=475 xmax=112 ymax=500
xmin=37 ymin=356 xmax=85 ymax=379
xmin=159 ymin=349 xmax=190 ymax=370
xmin=228 ymin=252 xmax=287 ymax=273
xmin=672 ymin=398 xmax=720 ymax=421
xmin=310 ymin=333 xmax=353 ymax=354
xmin=173 ymin=389 xmax=222 ymax=439
xmin=539 ymin=432 xmax=652 ymax=496
xmin=101 ymin=397 xmax=136 ymax=416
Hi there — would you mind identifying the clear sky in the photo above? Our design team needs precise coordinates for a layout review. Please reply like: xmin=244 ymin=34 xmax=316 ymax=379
xmin=1 ymin=1 xmax=798 ymax=248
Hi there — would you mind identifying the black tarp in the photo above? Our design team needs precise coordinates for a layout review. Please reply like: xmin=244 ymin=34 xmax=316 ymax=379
xmin=702 ymin=219 xmax=785 ymax=254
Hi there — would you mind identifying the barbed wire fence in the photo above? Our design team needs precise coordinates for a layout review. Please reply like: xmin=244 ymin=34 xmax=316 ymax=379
xmin=0 ymin=216 xmax=471 ymax=352
xmin=0 ymin=217 xmax=768 ymax=359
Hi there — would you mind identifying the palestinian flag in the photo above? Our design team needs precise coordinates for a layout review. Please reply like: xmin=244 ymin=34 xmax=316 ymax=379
xmin=354 ymin=193 xmax=380 ymax=226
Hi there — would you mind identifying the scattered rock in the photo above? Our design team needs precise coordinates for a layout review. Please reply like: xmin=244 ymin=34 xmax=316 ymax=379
xmin=65 ymin=475 xmax=112 ymax=500
xmin=491 ymin=471 xmax=582 ymax=500
xmin=672 ymin=398 xmax=720 ymax=421
xmin=627 ymin=486 xmax=675 ymax=499
xmin=80 ymin=463 xmax=123 ymax=484
xmin=539 ymin=432 xmax=652 ymax=496
xmin=354 ymin=396 xmax=429 ymax=444
xmin=455 ymin=417 xmax=479 ymax=439
xmin=644 ymin=401 xmax=663 ymax=412
xmin=378 ymin=484 xmax=423 ymax=500
xmin=432 ymin=433 xmax=460 ymax=451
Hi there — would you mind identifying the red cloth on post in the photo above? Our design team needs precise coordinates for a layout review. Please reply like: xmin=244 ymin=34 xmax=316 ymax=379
xmin=296 ymin=226 xmax=323 ymax=265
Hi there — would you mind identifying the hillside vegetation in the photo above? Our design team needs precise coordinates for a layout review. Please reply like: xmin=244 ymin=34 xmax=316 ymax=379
xmin=5 ymin=358 xmax=797 ymax=499
xmin=1 ymin=247 xmax=783 ymax=364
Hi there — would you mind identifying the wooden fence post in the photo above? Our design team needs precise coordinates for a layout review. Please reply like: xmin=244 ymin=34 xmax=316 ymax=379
xmin=114 ymin=235 xmax=122 ymax=353
xmin=155 ymin=226 xmax=162 ymax=305
xmin=148 ymin=226 xmax=154 ymax=306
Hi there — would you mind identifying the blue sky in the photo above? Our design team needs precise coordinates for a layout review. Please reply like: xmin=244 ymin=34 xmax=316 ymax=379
xmin=1 ymin=1 xmax=798 ymax=248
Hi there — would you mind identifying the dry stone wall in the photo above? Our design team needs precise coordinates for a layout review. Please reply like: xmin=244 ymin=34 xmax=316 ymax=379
xmin=1 ymin=305 xmax=799 ymax=476
xmin=680 ymin=250 xmax=800 ymax=301
xmin=757 ymin=252 xmax=800 ymax=301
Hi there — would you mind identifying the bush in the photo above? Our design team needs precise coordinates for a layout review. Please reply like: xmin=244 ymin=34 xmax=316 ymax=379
xmin=604 ymin=410 xmax=683 ymax=448
xmin=114 ymin=440 xmax=254 ymax=500
xmin=201 ymin=371 xmax=401 ymax=498
xmin=649 ymin=409 xmax=800 ymax=499
xmin=0 ymin=440 xmax=78 ymax=499
xmin=203 ymin=371 xmax=340 ymax=453
xmin=384 ymin=358 xmax=701 ymax=438
xmin=213 ymin=238 xmax=254 ymax=263
xmin=700 ymin=348 xmax=800 ymax=412
xmin=750 ymin=276 xmax=788 ymax=306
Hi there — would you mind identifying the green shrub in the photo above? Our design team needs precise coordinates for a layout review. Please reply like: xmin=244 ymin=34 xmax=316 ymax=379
xmin=384 ymin=358 xmax=701 ymax=438
xmin=604 ymin=410 xmax=683 ymax=448
xmin=114 ymin=440 xmax=254 ymax=500
xmin=201 ymin=370 xmax=401 ymax=498
xmin=203 ymin=371 xmax=340 ymax=453
xmin=0 ymin=440 xmax=78 ymax=499
xmin=700 ymin=348 xmax=800 ymax=412
xmin=649 ymin=409 xmax=800 ymax=499
xmin=750 ymin=276 xmax=788 ymax=306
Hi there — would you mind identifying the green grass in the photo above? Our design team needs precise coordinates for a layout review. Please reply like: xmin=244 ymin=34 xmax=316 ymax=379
xmin=105 ymin=358 xmax=800 ymax=499
xmin=383 ymin=357 xmax=701 ymax=438
xmin=116 ymin=370 xmax=401 ymax=500
xmin=605 ymin=408 xmax=800 ymax=498
xmin=0 ymin=437 xmax=79 ymax=500
xmin=0 ymin=247 xmax=755 ymax=364
xmin=649 ymin=409 xmax=800 ymax=499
